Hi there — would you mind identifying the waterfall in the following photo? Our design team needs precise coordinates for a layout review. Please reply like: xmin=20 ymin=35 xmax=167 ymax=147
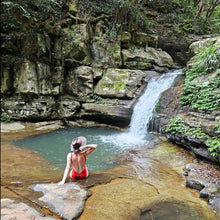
xmin=127 ymin=70 xmax=182 ymax=137
xmin=100 ymin=70 xmax=182 ymax=148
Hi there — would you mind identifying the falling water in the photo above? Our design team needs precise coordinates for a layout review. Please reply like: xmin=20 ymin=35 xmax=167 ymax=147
xmin=100 ymin=70 xmax=182 ymax=148
xmin=14 ymin=70 xmax=183 ymax=169
xmin=128 ymin=70 xmax=182 ymax=136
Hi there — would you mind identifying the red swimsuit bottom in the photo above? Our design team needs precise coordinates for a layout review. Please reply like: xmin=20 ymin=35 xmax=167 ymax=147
xmin=71 ymin=166 xmax=88 ymax=179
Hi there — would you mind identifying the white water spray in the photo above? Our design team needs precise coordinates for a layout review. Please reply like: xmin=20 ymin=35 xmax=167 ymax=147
xmin=128 ymin=70 xmax=182 ymax=136
xmin=100 ymin=70 xmax=182 ymax=148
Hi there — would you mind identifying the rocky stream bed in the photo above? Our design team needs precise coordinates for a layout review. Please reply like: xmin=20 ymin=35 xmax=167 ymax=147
xmin=1 ymin=121 xmax=220 ymax=220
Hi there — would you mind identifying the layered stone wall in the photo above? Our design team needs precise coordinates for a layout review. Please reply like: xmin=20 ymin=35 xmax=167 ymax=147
xmin=1 ymin=20 xmax=175 ymax=126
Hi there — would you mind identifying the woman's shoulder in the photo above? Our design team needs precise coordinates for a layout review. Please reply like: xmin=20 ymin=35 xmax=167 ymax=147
xmin=67 ymin=152 xmax=72 ymax=159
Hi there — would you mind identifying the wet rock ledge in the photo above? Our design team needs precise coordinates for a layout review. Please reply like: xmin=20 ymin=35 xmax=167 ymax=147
xmin=184 ymin=162 xmax=220 ymax=216
xmin=1 ymin=121 xmax=220 ymax=220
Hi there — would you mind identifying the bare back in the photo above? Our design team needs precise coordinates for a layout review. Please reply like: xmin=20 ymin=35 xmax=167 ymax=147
xmin=70 ymin=152 xmax=86 ymax=173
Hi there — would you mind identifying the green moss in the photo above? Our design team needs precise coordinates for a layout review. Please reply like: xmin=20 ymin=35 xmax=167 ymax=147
xmin=154 ymin=99 xmax=161 ymax=113
xmin=117 ymin=70 xmax=127 ymax=75
xmin=83 ymin=46 xmax=92 ymax=63
xmin=37 ymin=34 xmax=46 ymax=54
xmin=139 ymin=62 xmax=150 ymax=67
xmin=115 ymin=81 xmax=127 ymax=91
xmin=166 ymin=117 xmax=220 ymax=157
xmin=67 ymin=0 xmax=77 ymax=12
xmin=101 ymin=84 xmax=114 ymax=89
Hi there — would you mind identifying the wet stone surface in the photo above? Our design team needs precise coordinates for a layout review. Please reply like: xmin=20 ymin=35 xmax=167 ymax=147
xmin=184 ymin=162 xmax=220 ymax=216
xmin=1 ymin=198 xmax=56 ymax=220
xmin=31 ymin=183 xmax=89 ymax=220
xmin=1 ymin=122 xmax=220 ymax=220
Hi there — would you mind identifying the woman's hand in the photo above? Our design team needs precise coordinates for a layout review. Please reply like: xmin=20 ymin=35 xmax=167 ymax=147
xmin=82 ymin=144 xmax=97 ymax=156
xmin=58 ymin=180 xmax=65 ymax=185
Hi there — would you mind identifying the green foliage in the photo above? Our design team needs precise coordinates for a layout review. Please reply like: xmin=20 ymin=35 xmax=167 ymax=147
xmin=179 ymin=45 xmax=220 ymax=111
xmin=165 ymin=117 xmax=220 ymax=156
xmin=87 ymin=95 xmax=105 ymax=104
xmin=207 ymin=121 xmax=220 ymax=156
xmin=1 ymin=0 xmax=62 ymax=33
xmin=189 ymin=44 xmax=220 ymax=76
xmin=207 ymin=122 xmax=220 ymax=156
xmin=180 ymin=75 xmax=220 ymax=110
xmin=76 ymin=0 xmax=151 ymax=34
xmin=210 ymin=5 xmax=220 ymax=33
xmin=102 ymin=19 xmax=121 ymax=40
xmin=165 ymin=117 xmax=190 ymax=134
xmin=149 ymin=0 xmax=219 ymax=35
xmin=1 ymin=114 xmax=11 ymax=122
xmin=207 ymin=137 xmax=220 ymax=156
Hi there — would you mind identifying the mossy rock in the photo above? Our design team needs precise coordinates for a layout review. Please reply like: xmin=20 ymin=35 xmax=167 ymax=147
xmin=94 ymin=68 xmax=147 ymax=98
xmin=67 ymin=0 xmax=77 ymax=13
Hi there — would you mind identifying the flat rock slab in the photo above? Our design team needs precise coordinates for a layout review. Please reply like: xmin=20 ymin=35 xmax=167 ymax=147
xmin=80 ymin=178 xmax=159 ymax=220
xmin=31 ymin=183 xmax=89 ymax=220
xmin=1 ymin=198 xmax=56 ymax=220
xmin=1 ymin=122 xmax=25 ymax=132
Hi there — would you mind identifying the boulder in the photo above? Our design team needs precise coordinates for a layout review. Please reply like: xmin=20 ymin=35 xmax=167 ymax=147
xmin=13 ymin=60 xmax=38 ymax=94
xmin=209 ymin=197 xmax=220 ymax=216
xmin=189 ymin=36 xmax=220 ymax=55
xmin=94 ymin=68 xmax=147 ymax=99
xmin=2 ymin=96 xmax=57 ymax=120
xmin=90 ymin=38 xmax=121 ymax=67
xmin=31 ymin=183 xmax=89 ymax=220
xmin=62 ymin=28 xmax=89 ymax=63
xmin=12 ymin=60 xmax=60 ymax=95
xmin=53 ymin=66 xmax=64 ymax=95
xmin=184 ymin=163 xmax=220 ymax=215
xmin=132 ymin=32 xmax=158 ymax=48
xmin=80 ymin=100 xmax=134 ymax=127
xmin=36 ymin=62 xmax=53 ymax=95
xmin=120 ymin=31 xmax=131 ymax=43
xmin=57 ymin=96 xmax=80 ymax=119
xmin=1 ymin=66 xmax=13 ymax=94
xmin=1 ymin=199 xmax=55 ymax=220
xmin=66 ymin=66 xmax=94 ymax=97
xmin=122 ymin=46 xmax=173 ymax=70
xmin=158 ymin=37 xmax=192 ymax=66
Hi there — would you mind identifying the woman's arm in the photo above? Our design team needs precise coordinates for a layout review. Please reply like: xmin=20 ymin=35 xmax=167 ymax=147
xmin=80 ymin=144 xmax=97 ymax=156
xmin=58 ymin=153 xmax=71 ymax=185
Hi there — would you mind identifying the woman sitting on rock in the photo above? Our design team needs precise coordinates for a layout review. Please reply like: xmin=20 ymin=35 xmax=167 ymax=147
xmin=58 ymin=136 xmax=97 ymax=185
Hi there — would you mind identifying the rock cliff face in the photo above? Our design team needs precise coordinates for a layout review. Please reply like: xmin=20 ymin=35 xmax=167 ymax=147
xmin=153 ymin=37 xmax=220 ymax=163
xmin=1 ymin=17 xmax=175 ymax=126
xmin=2 ymin=1 xmax=219 ymax=162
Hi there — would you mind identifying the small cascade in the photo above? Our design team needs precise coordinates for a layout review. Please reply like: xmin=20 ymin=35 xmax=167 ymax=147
xmin=127 ymin=70 xmax=182 ymax=137
xmin=100 ymin=70 xmax=182 ymax=148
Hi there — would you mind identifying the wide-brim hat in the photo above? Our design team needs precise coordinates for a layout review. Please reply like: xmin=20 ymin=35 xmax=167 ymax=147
xmin=70 ymin=136 xmax=87 ymax=152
